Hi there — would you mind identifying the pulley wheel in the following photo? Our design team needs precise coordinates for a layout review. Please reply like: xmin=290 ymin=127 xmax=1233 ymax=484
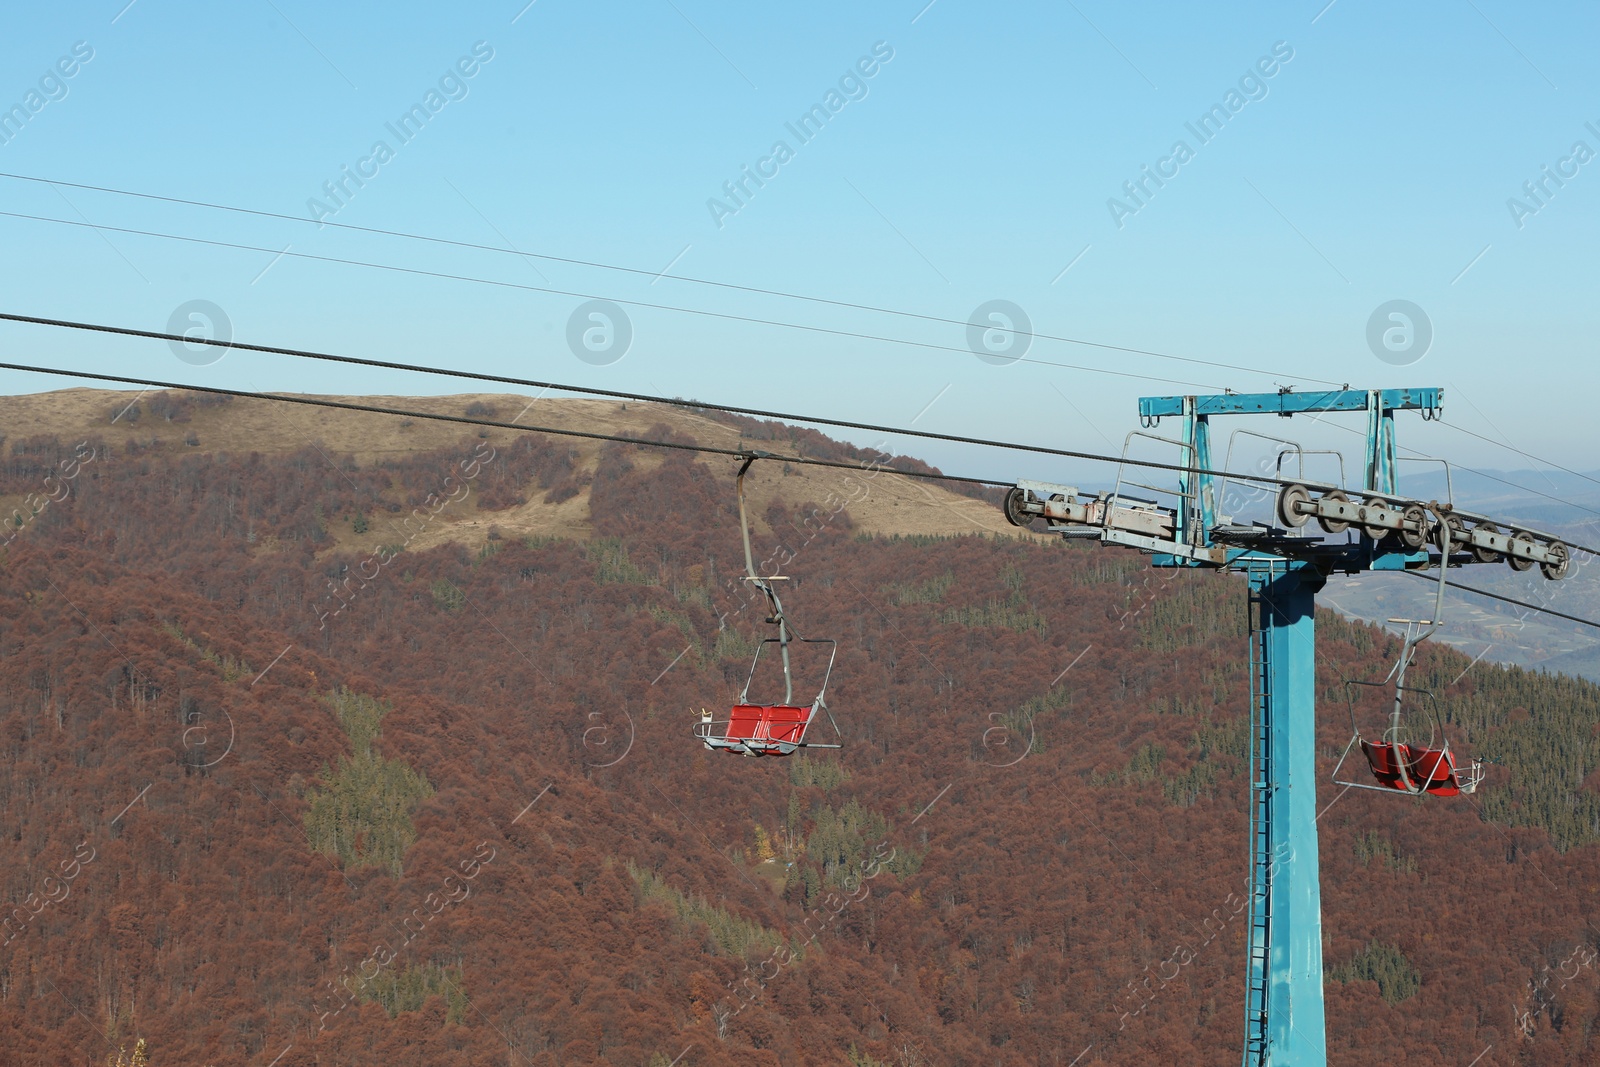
xmin=1439 ymin=513 xmax=1466 ymax=554
xmin=1507 ymin=530 xmax=1536 ymax=572
xmin=1277 ymin=483 xmax=1312 ymax=528
xmin=1398 ymin=504 xmax=1428 ymax=549
xmin=1542 ymin=540 xmax=1571 ymax=581
xmin=1317 ymin=489 xmax=1352 ymax=534
xmin=1470 ymin=521 xmax=1500 ymax=564
xmin=1361 ymin=497 xmax=1392 ymax=541
xmin=1002 ymin=487 xmax=1031 ymax=528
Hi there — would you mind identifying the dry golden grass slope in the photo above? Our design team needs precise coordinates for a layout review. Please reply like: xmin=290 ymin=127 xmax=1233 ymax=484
xmin=0 ymin=387 xmax=1036 ymax=554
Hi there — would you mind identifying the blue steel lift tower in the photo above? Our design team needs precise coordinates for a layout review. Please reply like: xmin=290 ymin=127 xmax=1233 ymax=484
xmin=1002 ymin=388 xmax=1574 ymax=1067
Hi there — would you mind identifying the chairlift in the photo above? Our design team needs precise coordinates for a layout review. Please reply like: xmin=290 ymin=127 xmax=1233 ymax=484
xmin=694 ymin=456 xmax=841 ymax=758
xmin=1330 ymin=507 xmax=1485 ymax=797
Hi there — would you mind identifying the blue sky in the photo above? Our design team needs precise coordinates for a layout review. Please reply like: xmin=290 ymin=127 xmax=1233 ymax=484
xmin=0 ymin=0 xmax=1596 ymax=487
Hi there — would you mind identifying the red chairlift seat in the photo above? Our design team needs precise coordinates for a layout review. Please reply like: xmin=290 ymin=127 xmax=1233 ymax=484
xmin=699 ymin=702 xmax=829 ymax=757
xmin=1359 ymin=739 xmax=1477 ymax=797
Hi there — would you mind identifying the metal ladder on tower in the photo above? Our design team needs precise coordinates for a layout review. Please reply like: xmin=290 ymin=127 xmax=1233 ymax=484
xmin=1244 ymin=582 xmax=1273 ymax=1064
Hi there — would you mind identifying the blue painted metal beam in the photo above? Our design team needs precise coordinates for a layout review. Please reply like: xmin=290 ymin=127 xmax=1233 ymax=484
xmin=1139 ymin=388 xmax=1442 ymax=419
xmin=1149 ymin=545 xmax=1422 ymax=572
xmin=1243 ymin=557 xmax=1328 ymax=1067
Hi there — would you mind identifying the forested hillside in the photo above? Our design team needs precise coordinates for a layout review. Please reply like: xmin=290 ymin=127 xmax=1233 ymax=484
xmin=3 ymin=391 xmax=1600 ymax=1065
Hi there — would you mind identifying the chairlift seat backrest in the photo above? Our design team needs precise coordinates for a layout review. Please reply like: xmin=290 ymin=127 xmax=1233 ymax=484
xmin=728 ymin=703 xmax=813 ymax=746
xmin=1360 ymin=739 xmax=1468 ymax=797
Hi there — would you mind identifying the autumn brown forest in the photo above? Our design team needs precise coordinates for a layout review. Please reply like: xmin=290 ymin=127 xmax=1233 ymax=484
xmin=2 ymin=389 xmax=1599 ymax=1066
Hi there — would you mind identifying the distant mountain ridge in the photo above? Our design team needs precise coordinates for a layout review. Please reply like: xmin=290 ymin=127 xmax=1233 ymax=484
xmin=1399 ymin=466 xmax=1600 ymax=534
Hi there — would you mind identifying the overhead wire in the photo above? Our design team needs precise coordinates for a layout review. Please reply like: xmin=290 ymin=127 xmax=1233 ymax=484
xmin=0 ymin=169 xmax=1344 ymax=388
xmin=0 ymin=360 xmax=1003 ymax=487
xmin=1444 ymin=464 xmax=1600 ymax=523
xmin=11 ymin=179 xmax=1593 ymax=510
xmin=0 ymin=313 xmax=1318 ymax=488
xmin=1435 ymin=419 xmax=1600 ymax=494
xmin=5 ymin=175 xmax=1598 ymax=609
xmin=1312 ymin=415 xmax=1600 ymax=528
xmin=0 ymin=357 xmax=1004 ymax=485
xmin=0 ymin=208 xmax=1219 ymax=390
xmin=5 ymin=175 xmax=1593 ymax=518
xmin=1222 ymin=375 xmax=1600 ymax=528
xmin=1401 ymin=570 xmax=1600 ymax=633
xmin=6 ymin=311 xmax=1600 ymax=559
xmin=3 ymin=352 xmax=1597 ymax=633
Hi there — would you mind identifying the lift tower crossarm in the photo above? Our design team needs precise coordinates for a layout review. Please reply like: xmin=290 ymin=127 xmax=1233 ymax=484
xmin=1138 ymin=387 xmax=1442 ymax=420
xmin=1137 ymin=387 xmax=1443 ymax=545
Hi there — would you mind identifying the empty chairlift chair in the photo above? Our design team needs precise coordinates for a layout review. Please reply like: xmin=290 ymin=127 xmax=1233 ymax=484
xmin=1331 ymin=505 xmax=1485 ymax=797
xmin=695 ymin=456 xmax=841 ymax=758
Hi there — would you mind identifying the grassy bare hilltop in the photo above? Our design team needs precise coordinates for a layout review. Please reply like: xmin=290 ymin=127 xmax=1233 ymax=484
xmin=0 ymin=386 xmax=1031 ymax=554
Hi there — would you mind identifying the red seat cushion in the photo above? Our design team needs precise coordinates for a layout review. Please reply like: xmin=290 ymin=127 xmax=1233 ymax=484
xmin=1361 ymin=740 xmax=1464 ymax=797
xmin=725 ymin=705 xmax=766 ymax=741
xmin=727 ymin=704 xmax=813 ymax=746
